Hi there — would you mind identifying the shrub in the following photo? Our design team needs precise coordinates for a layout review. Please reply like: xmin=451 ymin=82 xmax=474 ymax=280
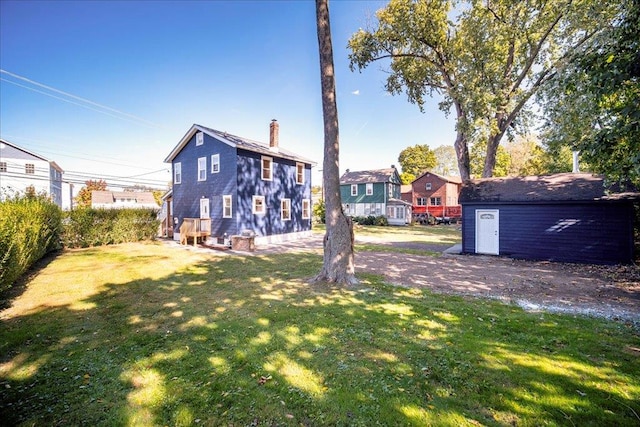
xmin=61 ymin=208 xmax=159 ymax=248
xmin=313 ymin=200 xmax=326 ymax=224
xmin=352 ymin=215 xmax=388 ymax=226
xmin=0 ymin=193 xmax=62 ymax=293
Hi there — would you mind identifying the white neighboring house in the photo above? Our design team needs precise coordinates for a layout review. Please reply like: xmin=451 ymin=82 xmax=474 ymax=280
xmin=0 ymin=138 xmax=69 ymax=208
xmin=91 ymin=190 xmax=159 ymax=209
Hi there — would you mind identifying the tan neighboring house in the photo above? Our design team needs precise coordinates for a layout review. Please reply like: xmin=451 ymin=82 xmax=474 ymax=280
xmin=91 ymin=191 xmax=158 ymax=209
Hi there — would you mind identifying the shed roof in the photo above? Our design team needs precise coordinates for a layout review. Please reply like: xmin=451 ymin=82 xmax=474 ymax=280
xmin=340 ymin=168 xmax=398 ymax=184
xmin=460 ymin=173 xmax=639 ymax=203
xmin=164 ymin=124 xmax=316 ymax=165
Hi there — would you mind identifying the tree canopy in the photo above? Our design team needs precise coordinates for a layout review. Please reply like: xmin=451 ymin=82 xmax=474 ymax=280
xmin=538 ymin=0 xmax=639 ymax=189
xmin=397 ymin=144 xmax=436 ymax=183
xmin=432 ymin=145 xmax=458 ymax=177
xmin=348 ymin=0 xmax=617 ymax=180
xmin=75 ymin=179 xmax=107 ymax=208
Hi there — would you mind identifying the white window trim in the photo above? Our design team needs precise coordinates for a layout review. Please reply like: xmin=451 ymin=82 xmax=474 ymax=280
xmin=302 ymin=199 xmax=310 ymax=219
xmin=366 ymin=183 xmax=373 ymax=195
xmin=351 ymin=184 xmax=358 ymax=196
xmin=261 ymin=156 xmax=273 ymax=181
xmin=281 ymin=198 xmax=291 ymax=221
xmin=426 ymin=182 xmax=432 ymax=190
xmin=296 ymin=162 xmax=305 ymax=185
xmin=196 ymin=131 xmax=204 ymax=146
xmin=252 ymin=195 xmax=265 ymax=215
xmin=211 ymin=154 xmax=220 ymax=173
xmin=174 ymin=162 xmax=182 ymax=184
xmin=197 ymin=157 xmax=207 ymax=181
xmin=223 ymin=195 xmax=232 ymax=218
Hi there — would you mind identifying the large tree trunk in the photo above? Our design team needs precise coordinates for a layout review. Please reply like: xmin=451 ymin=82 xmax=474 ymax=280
xmin=314 ymin=0 xmax=358 ymax=285
xmin=454 ymin=129 xmax=471 ymax=181
xmin=453 ymin=101 xmax=471 ymax=181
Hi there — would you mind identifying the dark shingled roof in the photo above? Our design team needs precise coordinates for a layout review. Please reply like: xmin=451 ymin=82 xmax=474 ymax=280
xmin=340 ymin=168 xmax=397 ymax=184
xmin=164 ymin=124 xmax=316 ymax=165
xmin=459 ymin=173 xmax=639 ymax=203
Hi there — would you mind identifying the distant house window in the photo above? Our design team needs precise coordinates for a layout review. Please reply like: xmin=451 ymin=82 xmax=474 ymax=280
xmin=174 ymin=162 xmax=182 ymax=184
xmin=302 ymin=199 xmax=310 ymax=219
xmin=388 ymin=183 xmax=393 ymax=197
xmin=426 ymin=183 xmax=432 ymax=190
xmin=281 ymin=198 xmax=291 ymax=221
xmin=351 ymin=184 xmax=358 ymax=196
xmin=296 ymin=162 xmax=305 ymax=185
xmin=196 ymin=132 xmax=204 ymax=146
xmin=366 ymin=183 xmax=373 ymax=195
xmin=252 ymin=195 xmax=265 ymax=214
xmin=430 ymin=197 xmax=442 ymax=206
xmin=198 ymin=157 xmax=206 ymax=181
xmin=0 ymin=162 xmax=6 ymax=172
xmin=223 ymin=195 xmax=232 ymax=218
xmin=417 ymin=197 xmax=426 ymax=206
xmin=25 ymin=163 xmax=35 ymax=174
xmin=261 ymin=156 xmax=273 ymax=181
xmin=211 ymin=154 xmax=220 ymax=173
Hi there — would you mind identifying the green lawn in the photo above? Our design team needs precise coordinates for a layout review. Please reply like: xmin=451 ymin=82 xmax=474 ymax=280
xmin=1 ymin=242 xmax=639 ymax=426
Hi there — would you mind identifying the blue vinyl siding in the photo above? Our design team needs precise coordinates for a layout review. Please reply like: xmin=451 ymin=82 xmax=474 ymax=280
xmin=171 ymin=128 xmax=312 ymax=240
xmin=462 ymin=202 xmax=634 ymax=264
xmin=236 ymin=149 xmax=311 ymax=237
xmin=172 ymin=132 xmax=238 ymax=237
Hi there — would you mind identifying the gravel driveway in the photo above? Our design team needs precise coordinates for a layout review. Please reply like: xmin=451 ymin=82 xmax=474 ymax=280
xmin=259 ymin=233 xmax=640 ymax=325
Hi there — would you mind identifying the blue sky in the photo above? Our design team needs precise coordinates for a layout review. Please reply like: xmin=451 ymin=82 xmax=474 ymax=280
xmin=0 ymin=0 xmax=456 ymax=190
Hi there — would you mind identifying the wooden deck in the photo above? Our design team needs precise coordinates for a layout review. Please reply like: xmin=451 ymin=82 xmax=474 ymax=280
xmin=179 ymin=218 xmax=211 ymax=246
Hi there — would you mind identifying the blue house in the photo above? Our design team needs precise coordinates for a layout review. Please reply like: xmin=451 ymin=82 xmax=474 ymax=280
xmin=459 ymin=173 xmax=637 ymax=265
xmin=164 ymin=120 xmax=316 ymax=245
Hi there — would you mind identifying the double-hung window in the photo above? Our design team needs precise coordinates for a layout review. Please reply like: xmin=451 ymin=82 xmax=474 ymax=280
xmin=174 ymin=162 xmax=182 ymax=184
xmin=223 ymin=195 xmax=232 ymax=218
xmin=351 ymin=184 xmax=358 ymax=196
xmin=0 ymin=162 xmax=6 ymax=172
xmin=426 ymin=182 xmax=432 ymax=190
xmin=196 ymin=131 xmax=204 ymax=146
xmin=261 ymin=156 xmax=272 ymax=181
xmin=281 ymin=199 xmax=291 ymax=221
xmin=302 ymin=199 xmax=310 ymax=219
xmin=198 ymin=157 xmax=207 ymax=181
xmin=296 ymin=163 xmax=305 ymax=185
xmin=211 ymin=154 xmax=220 ymax=173
xmin=25 ymin=163 xmax=35 ymax=174
xmin=366 ymin=183 xmax=373 ymax=195
xmin=252 ymin=195 xmax=265 ymax=214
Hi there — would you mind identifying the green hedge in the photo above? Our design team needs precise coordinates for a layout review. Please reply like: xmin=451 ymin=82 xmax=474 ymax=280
xmin=61 ymin=208 xmax=159 ymax=248
xmin=352 ymin=215 xmax=389 ymax=226
xmin=0 ymin=201 xmax=160 ymax=293
xmin=0 ymin=196 xmax=62 ymax=293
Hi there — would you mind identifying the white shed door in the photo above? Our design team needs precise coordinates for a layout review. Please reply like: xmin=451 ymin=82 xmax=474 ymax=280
xmin=200 ymin=198 xmax=210 ymax=219
xmin=475 ymin=209 xmax=499 ymax=255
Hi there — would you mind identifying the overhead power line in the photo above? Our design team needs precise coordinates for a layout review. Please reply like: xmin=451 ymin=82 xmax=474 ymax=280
xmin=0 ymin=69 xmax=166 ymax=129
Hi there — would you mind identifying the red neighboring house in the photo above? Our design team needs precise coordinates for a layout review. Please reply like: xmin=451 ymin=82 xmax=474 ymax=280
xmin=408 ymin=171 xmax=462 ymax=219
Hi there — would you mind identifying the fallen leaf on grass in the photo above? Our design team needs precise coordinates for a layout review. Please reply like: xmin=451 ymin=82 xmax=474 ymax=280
xmin=258 ymin=375 xmax=272 ymax=385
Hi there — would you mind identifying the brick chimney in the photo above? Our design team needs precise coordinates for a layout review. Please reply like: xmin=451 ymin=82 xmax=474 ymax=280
xmin=269 ymin=119 xmax=279 ymax=149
